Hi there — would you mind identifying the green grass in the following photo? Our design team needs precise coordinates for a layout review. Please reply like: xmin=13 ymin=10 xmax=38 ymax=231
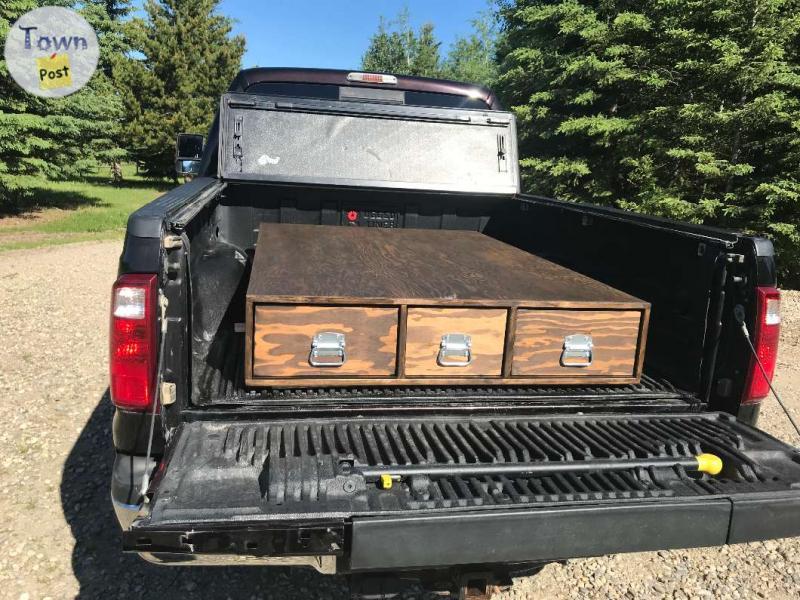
xmin=0 ymin=164 xmax=170 ymax=252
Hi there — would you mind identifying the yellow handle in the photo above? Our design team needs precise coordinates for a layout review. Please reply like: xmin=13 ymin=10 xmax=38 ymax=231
xmin=695 ymin=453 xmax=723 ymax=475
xmin=379 ymin=474 xmax=394 ymax=490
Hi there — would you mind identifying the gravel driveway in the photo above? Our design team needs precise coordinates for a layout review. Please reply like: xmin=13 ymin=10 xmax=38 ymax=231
xmin=0 ymin=240 xmax=798 ymax=600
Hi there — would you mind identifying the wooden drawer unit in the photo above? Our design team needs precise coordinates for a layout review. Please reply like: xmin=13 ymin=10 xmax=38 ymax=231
xmin=405 ymin=308 xmax=507 ymax=376
xmin=245 ymin=224 xmax=650 ymax=387
xmin=252 ymin=305 xmax=398 ymax=378
xmin=512 ymin=309 xmax=644 ymax=379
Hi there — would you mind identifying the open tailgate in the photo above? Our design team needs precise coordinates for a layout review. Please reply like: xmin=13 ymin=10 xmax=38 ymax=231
xmin=124 ymin=412 xmax=800 ymax=571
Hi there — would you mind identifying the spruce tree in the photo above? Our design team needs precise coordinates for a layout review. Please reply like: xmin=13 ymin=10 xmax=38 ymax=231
xmin=496 ymin=0 xmax=800 ymax=286
xmin=114 ymin=0 xmax=245 ymax=177
xmin=0 ymin=0 xmax=127 ymax=211
xmin=361 ymin=9 xmax=442 ymax=78
xmin=441 ymin=10 xmax=499 ymax=88
xmin=361 ymin=8 xmax=498 ymax=87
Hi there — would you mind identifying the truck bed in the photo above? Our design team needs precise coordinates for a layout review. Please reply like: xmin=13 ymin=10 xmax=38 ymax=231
xmin=174 ymin=176 xmax=754 ymax=417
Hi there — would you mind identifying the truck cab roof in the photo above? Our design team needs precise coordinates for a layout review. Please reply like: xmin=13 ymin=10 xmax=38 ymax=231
xmin=228 ymin=67 xmax=502 ymax=110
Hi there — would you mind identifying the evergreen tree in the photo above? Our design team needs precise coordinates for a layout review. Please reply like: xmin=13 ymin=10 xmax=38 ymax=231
xmin=442 ymin=10 xmax=499 ymax=88
xmin=361 ymin=16 xmax=407 ymax=74
xmin=361 ymin=9 xmax=442 ymax=78
xmin=496 ymin=0 xmax=800 ymax=285
xmin=114 ymin=0 xmax=245 ymax=177
xmin=361 ymin=8 xmax=498 ymax=86
xmin=0 ymin=0 xmax=127 ymax=211
xmin=84 ymin=0 xmax=131 ymax=76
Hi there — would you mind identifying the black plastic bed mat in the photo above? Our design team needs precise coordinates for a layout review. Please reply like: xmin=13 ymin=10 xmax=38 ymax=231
xmin=133 ymin=412 xmax=800 ymax=531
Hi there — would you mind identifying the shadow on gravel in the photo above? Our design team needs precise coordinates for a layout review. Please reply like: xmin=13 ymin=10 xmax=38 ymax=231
xmin=60 ymin=391 xmax=350 ymax=599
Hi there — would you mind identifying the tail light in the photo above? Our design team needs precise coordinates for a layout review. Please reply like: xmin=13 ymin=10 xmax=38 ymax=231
xmin=110 ymin=274 xmax=158 ymax=411
xmin=742 ymin=286 xmax=781 ymax=404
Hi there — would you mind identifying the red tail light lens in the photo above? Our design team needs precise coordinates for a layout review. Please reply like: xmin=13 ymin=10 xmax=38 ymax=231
xmin=110 ymin=274 xmax=158 ymax=411
xmin=742 ymin=287 xmax=781 ymax=404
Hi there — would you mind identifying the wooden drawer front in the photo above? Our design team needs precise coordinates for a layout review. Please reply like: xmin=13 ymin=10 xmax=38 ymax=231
xmin=405 ymin=308 xmax=507 ymax=376
xmin=512 ymin=310 xmax=641 ymax=377
xmin=253 ymin=305 xmax=398 ymax=377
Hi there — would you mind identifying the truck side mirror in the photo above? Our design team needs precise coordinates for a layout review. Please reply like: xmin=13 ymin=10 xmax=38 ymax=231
xmin=175 ymin=133 xmax=204 ymax=177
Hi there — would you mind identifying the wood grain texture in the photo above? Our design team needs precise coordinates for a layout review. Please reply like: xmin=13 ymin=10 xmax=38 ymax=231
xmin=405 ymin=308 xmax=507 ymax=376
xmin=247 ymin=223 xmax=646 ymax=307
xmin=245 ymin=224 xmax=651 ymax=386
xmin=253 ymin=305 xmax=398 ymax=377
xmin=512 ymin=309 xmax=643 ymax=377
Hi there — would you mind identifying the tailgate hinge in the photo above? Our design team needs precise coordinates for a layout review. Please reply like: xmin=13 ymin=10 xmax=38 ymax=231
xmin=162 ymin=234 xmax=182 ymax=250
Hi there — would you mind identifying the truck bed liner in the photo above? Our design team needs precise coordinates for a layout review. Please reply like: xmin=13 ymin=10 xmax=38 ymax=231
xmin=136 ymin=412 xmax=800 ymax=524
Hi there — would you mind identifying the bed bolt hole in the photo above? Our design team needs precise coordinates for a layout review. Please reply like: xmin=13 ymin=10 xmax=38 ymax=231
xmin=246 ymin=541 xmax=258 ymax=550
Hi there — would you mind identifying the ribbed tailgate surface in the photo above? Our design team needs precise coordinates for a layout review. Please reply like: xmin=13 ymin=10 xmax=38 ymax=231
xmin=141 ymin=413 xmax=800 ymax=527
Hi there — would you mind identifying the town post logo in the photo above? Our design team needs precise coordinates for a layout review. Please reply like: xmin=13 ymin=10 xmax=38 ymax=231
xmin=4 ymin=6 xmax=99 ymax=98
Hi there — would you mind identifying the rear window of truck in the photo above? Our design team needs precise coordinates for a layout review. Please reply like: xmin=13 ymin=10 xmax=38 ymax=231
xmin=245 ymin=82 xmax=491 ymax=109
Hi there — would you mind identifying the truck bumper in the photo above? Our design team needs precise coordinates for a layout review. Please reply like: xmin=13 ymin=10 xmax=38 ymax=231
xmin=111 ymin=452 xmax=156 ymax=529
xmin=123 ymin=491 xmax=800 ymax=572
xmin=351 ymin=493 xmax=800 ymax=570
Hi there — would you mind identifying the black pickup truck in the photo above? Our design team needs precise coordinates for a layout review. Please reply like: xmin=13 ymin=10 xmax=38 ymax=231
xmin=110 ymin=68 xmax=799 ymax=598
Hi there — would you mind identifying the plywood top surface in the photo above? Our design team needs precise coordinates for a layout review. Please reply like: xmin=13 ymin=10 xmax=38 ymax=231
xmin=246 ymin=223 xmax=646 ymax=307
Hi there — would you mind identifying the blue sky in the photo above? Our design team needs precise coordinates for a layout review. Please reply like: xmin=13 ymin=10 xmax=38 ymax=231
xmin=217 ymin=0 xmax=491 ymax=70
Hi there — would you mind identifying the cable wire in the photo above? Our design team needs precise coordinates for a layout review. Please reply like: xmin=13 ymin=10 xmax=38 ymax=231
xmin=740 ymin=322 xmax=800 ymax=442
xmin=139 ymin=291 xmax=170 ymax=498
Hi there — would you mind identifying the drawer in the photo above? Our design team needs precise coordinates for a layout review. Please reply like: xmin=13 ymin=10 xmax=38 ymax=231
xmin=252 ymin=305 xmax=398 ymax=377
xmin=405 ymin=308 xmax=507 ymax=376
xmin=512 ymin=309 xmax=642 ymax=377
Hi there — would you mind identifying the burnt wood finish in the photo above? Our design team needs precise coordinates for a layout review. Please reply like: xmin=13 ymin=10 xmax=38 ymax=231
xmin=245 ymin=223 xmax=650 ymax=387
xmin=512 ymin=310 xmax=644 ymax=377
xmin=246 ymin=224 xmax=645 ymax=308
xmin=405 ymin=308 xmax=507 ymax=376
xmin=252 ymin=305 xmax=398 ymax=377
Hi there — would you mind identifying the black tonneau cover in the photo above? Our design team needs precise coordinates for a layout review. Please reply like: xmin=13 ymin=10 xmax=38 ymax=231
xmin=217 ymin=92 xmax=520 ymax=195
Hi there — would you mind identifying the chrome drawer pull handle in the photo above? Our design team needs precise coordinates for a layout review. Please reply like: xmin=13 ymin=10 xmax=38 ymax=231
xmin=309 ymin=332 xmax=347 ymax=367
xmin=437 ymin=333 xmax=473 ymax=367
xmin=561 ymin=333 xmax=593 ymax=367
